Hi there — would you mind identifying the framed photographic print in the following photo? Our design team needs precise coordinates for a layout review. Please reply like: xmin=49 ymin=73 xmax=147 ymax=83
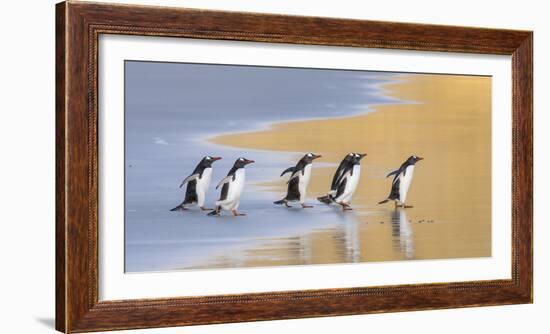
xmin=56 ymin=1 xmax=532 ymax=332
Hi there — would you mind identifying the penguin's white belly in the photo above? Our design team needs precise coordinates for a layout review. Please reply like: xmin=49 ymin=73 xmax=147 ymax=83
xmin=336 ymin=165 xmax=361 ymax=203
xmin=195 ymin=168 xmax=212 ymax=207
xmin=218 ymin=169 xmax=245 ymax=210
xmin=296 ymin=164 xmax=312 ymax=203
xmin=399 ymin=165 xmax=415 ymax=203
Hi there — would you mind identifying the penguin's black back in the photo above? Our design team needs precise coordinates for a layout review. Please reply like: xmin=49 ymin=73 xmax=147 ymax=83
xmin=285 ymin=176 xmax=301 ymax=201
xmin=388 ymin=178 xmax=401 ymax=201
xmin=192 ymin=165 xmax=207 ymax=178
xmin=331 ymin=159 xmax=350 ymax=191
xmin=294 ymin=159 xmax=309 ymax=174
xmin=183 ymin=179 xmax=198 ymax=204
xmin=219 ymin=182 xmax=229 ymax=201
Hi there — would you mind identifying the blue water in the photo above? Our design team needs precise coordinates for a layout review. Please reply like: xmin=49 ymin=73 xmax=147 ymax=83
xmin=124 ymin=61 xmax=403 ymax=272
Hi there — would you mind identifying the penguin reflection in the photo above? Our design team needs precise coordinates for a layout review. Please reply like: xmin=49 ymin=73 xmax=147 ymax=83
xmin=318 ymin=153 xmax=366 ymax=211
xmin=274 ymin=153 xmax=322 ymax=208
xmin=170 ymin=156 xmax=221 ymax=211
xmin=342 ymin=214 xmax=361 ymax=262
xmin=208 ymin=157 xmax=255 ymax=216
xmin=379 ymin=155 xmax=423 ymax=208
xmin=391 ymin=208 xmax=414 ymax=260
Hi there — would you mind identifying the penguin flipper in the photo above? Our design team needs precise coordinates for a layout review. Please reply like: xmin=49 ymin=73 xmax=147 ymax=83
xmin=280 ymin=167 xmax=296 ymax=177
xmin=179 ymin=173 xmax=199 ymax=188
xmin=215 ymin=176 xmax=233 ymax=189
xmin=386 ymin=169 xmax=400 ymax=178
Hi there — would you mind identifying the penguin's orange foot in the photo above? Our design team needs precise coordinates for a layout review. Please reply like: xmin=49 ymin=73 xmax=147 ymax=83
xmin=232 ymin=210 xmax=246 ymax=216
xmin=301 ymin=204 xmax=313 ymax=208
xmin=403 ymin=205 xmax=414 ymax=208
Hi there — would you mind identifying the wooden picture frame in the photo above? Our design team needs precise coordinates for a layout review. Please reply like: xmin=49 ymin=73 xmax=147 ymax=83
xmin=56 ymin=1 xmax=533 ymax=332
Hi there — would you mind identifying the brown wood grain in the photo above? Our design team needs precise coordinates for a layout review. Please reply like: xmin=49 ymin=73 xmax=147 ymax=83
xmin=55 ymin=1 xmax=533 ymax=332
xmin=55 ymin=2 xmax=67 ymax=332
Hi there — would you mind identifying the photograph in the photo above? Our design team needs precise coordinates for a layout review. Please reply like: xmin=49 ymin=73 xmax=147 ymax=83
xmin=124 ymin=60 xmax=492 ymax=272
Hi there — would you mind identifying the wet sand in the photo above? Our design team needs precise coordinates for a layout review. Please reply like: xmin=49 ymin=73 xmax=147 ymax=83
xmin=204 ymin=74 xmax=492 ymax=267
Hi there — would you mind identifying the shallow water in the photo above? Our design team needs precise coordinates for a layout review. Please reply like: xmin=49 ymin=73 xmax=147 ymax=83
xmin=125 ymin=188 xmax=489 ymax=271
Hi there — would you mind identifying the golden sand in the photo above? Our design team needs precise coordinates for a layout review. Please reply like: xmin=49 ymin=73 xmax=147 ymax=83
xmin=205 ymin=74 xmax=491 ymax=267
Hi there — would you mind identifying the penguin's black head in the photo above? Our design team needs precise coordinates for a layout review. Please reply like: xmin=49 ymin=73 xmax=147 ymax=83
xmin=234 ymin=157 xmax=255 ymax=168
xmin=200 ymin=155 xmax=222 ymax=168
xmin=343 ymin=153 xmax=366 ymax=165
xmin=343 ymin=153 xmax=356 ymax=163
xmin=302 ymin=152 xmax=322 ymax=163
xmin=406 ymin=155 xmax=424 ymax=165
xmin=352 ymin=153 xmax=367 ymax=164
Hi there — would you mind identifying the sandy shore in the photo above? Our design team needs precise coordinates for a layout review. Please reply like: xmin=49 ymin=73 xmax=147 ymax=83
xmin=206 ymin=74 xmax=492 ymax=265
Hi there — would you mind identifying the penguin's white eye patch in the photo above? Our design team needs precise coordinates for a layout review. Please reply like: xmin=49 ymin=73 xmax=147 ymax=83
xmin=349 ymin=153 xmax=353 ymax=156
xmin=239 ymin=158 xmax=244 ymax=161
xmin=206 ymin=156 xmax=212 ymax=160
xmin=307 ymin=153 xmax=313 ymax=157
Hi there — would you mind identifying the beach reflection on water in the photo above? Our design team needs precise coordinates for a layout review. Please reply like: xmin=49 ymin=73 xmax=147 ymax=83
xmin=179 ymin=205 xmax=421 ymax=270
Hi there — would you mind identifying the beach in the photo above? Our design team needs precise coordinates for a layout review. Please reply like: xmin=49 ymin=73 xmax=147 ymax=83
xmin=205 ymin=74 xmax=492 ymax=267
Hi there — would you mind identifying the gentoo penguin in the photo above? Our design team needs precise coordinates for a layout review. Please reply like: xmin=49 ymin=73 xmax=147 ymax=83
xmin=273 ymin=153 xmax=322 ymax=208
xmin=207 ymin=157 xmax=255 ymax=216
xmin=378 ymin=155 xmax=424 ymax=208
xmin=317 ymin=153 xmax=366 ymax=211
xmin=170 ymin=156 xmax=221 ymax=211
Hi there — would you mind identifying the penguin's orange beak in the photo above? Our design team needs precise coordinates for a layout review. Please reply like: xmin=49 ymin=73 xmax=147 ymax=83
xmin=359 ymin=153 xmax=367 ymax=159
xmin=416 ymin=157 xmax=424 ymax=161
xmin=244 ymin=159 xmax=255 ymax=165
xmin=313 ymin=154 xmax=322 ymax=160
xmin=211 ymin=156 xmax=222 ymax=161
